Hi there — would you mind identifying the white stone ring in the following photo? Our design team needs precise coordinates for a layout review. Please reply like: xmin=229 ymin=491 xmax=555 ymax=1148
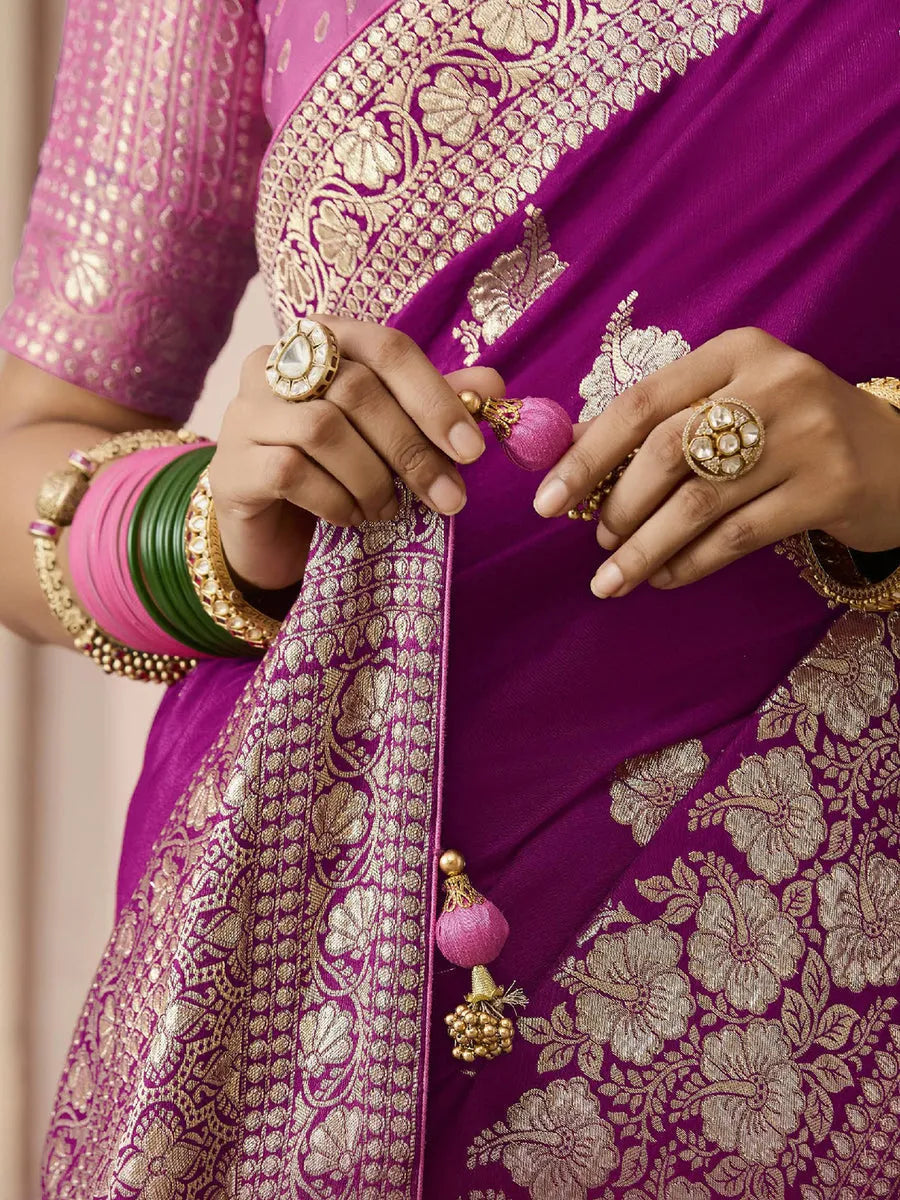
xmin=682 ymin=398 xmax=765 ymax=481
xmin=265 ymin=317 xmax=341 ymax=402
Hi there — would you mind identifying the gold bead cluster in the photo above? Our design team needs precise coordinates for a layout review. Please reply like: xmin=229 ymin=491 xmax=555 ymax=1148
xmin=445 ymin=1004 xmax=515 ymax=1062
xmin=79 ymin=630 xmax=194 ymax=684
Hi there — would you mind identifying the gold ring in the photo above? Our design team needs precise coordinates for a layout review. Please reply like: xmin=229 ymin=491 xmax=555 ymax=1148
xmin=265 ymin=317 xmax=341 ymax=401
xmin=682 ymin=398 xmax=764 ymax=481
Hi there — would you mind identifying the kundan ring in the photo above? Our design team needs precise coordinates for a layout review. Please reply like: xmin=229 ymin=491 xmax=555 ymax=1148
xmin=265 ymin=317 xmax=341 ymax=401
xmin=682 ymin=398 xmax=765 ymax=481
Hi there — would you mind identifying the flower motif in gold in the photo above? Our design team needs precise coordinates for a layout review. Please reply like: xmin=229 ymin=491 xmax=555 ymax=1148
xmin=324 ymin=885 xmax=379 ymax=958
xmin=687 ymin=879 xmax=803 ymax=1013
xmin=471 ymin=0 xmax=556 ymax=56
xmin=717 ymin=746 xmax=826 ymax=885
xmin=298 ymin=1000 xmax=354 ymax=1076
xmin=470 ymin=1078 xmax=618 ymax=1200
xmin=610 ymin=739 xmax=708 ymax=846
xmin=579 ymin=292 xmax=690 ymax=422
xmin=304 ymin=1106 xmax=364 ymax=1178
xmin=336 ymin=664 xmax=394 ymax=740
xmin=117 ymin=1111 xmax=200 ymax=1200
xmin=698 ymin=1020 xmax=804 ymax=1166
xmin=568 ymin=921 xmax=693 ymax=1065
xmin=312 ymin=199 xmax=366 ymax=276
xmin=333 ymin=115 xmax=402 ymax=190
xmin=818 ymin=853 xmax=900 ymax=990
xmin=420 ymin=66 xmax=492 ymax=146
xmin=789 ymin=612 xmax=894 ymax=741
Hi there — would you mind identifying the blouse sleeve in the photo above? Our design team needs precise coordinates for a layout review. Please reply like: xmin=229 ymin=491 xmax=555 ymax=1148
xmin=0 ymin=0 xmax=271 ymax=422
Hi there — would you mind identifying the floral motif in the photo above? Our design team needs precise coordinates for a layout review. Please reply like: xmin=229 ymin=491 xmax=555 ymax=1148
xmin=298 ymin=1001 xmax=354 ymax=1076
xmin=565 ymin=922 xmax=693 ymax=1065
xmin=63 ymin=244 xmax=111 ymax=308
xmin=336 ymin=664 xmax=393 ymax=740
xmin=714 ymin=746 xmax=827 ymax=885
xmin=687 ymin=879 xmax=804 ymax=1012
xmin=333 ymin=115 xmax=402 ymax=189
xmin=117 ymin=1110 xmax=200 ymax=1199
xmin=818 ymin=854 xmax=900 ymax=990
xmin=304 ymin=1105 xmax=363 ymax=1178
xmin=452 ymin=205 xmax=568 ymax=364
xmin=420 ymin=66 xmax=492 ymax=146
xmin=311 ymin=781 xmax=368 ymax=859
xmin=312 ymin=200 xmax=366 ymax=276
xmin=788 ymin=612 xmax=894 ymax=741
xmin=324 ymin=886 xmax=379 ymax=958
xmin=610 ymin=740 xmax=708 ymax=846
xmin=470 ymin=0 xmax=556 ymax=56
xmin=578 ymin=292 xmax=690 ymax=422
xmin=468 ymin=1078 xmax=618 ymax=1200
xmin=698 ymin=1020 xmax=804 ymax=1166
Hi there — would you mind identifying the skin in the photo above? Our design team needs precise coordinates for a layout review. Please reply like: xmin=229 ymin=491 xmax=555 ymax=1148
xmin=1 ymin=322 xmax=896 ymax=649
xmin=531 ymin=327 xmax=900 ymax=598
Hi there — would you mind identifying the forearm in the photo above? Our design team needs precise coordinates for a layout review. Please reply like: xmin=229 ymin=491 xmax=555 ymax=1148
xmin=0 ymin=355 xmax=174 ymax=646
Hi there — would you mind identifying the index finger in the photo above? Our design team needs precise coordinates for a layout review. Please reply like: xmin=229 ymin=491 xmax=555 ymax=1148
xmin=309 ymin=313 xmax=497 ymax=465
xmin=533 ymin=330 xmax=740 ymax=517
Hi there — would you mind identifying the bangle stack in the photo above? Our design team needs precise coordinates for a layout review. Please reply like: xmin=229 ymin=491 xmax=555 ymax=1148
xmin=30 ymin=429 xmax=289 ymax=681
xmin=796 ymin=376 xmax=900 ymax=612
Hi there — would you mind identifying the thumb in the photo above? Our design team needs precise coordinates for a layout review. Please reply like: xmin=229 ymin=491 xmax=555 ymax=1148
xmin=444 ymin=365 xmax=507 ymax=400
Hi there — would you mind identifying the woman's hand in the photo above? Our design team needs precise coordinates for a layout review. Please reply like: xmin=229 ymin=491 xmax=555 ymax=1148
xmin=532 ymin=327 xmax=900 ymax=597
xmin=209 ymin=313 xmax=504 ymax=592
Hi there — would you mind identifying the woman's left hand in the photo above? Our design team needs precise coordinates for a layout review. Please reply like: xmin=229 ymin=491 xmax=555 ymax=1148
xmin=531 ymin=327 xmax=900 ymax=598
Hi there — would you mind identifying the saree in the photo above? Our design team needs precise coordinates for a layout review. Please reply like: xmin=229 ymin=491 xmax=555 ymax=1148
xmin=2 ymin=0 xmax=900 ymax=1197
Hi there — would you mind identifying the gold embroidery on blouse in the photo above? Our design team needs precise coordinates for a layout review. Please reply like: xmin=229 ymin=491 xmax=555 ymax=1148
xmin=5 ymin=0 xmax=267 ymax=414
xmin=452 ymin=205 xmax=569 ymax=365
xmin=578 ymin=290 xmax=691 ymax=421
xmin=256 ymin=0 xmax=765 ymax=326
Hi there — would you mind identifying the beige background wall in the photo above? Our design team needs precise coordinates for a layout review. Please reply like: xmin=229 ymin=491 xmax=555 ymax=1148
xmin=0 ymin=4 xmax=276 ymax=1193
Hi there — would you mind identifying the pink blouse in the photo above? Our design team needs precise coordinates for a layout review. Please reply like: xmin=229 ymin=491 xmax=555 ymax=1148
xmin=0 ymin=0 xmax=385 ymax=420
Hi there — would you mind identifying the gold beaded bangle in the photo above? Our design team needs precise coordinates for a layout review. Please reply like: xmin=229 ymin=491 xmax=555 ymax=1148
xmin=29 ymin=429 xmax=202 ymax=683
xmin=184 ymin=470 xmax=283 ymax=650
xmin=795 ymin=377 xmax=900 ymax=612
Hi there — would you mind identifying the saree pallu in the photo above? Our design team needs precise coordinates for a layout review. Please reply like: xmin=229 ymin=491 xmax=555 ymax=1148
xmin=35 ymin=1 xmax=900 ymax=1198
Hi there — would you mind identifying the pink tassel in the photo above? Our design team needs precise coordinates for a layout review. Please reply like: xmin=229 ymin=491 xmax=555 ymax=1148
xmin=436 ymin=899 xmax=510 ymax=968
xmin=458 ymin=391 xmax=572 ymax=472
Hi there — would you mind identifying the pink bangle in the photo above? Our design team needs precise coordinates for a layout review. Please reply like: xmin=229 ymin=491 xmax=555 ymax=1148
xmin=68 ymin=446 xmax=203 ymax=657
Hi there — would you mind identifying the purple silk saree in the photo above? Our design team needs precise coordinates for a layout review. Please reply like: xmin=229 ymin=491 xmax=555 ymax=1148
xmin=3 ymin=0 xmax=900 ymax=1197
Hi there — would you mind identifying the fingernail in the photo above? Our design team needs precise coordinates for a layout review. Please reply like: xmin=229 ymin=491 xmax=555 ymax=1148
xmin=595 ymin=520 xmax=620 ymax=551
xmin=651 ymin=566 xmax=672 ymax=588
xmin=591 ymin=560 xmax=625 ymax=598
xmin=533 ymin=477 xmax=569 ymax=517
xmin=428 ymin=474 xmax=466 ymax=515
xmin=448 ymin=421 xmax=485 ymax=462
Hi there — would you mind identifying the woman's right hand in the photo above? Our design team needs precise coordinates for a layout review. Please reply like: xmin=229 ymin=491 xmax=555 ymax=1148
xmin=209 ymin=313 xmax=506 ymax=592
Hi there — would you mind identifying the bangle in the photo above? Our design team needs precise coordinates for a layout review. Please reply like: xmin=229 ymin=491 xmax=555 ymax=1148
xmin=794 ymin=377 xmax=900 ymax=612
xmin=184 ymin=470 xmax=284 ymax=650
xmin=30 ymin=429 xmax=203 ymax=682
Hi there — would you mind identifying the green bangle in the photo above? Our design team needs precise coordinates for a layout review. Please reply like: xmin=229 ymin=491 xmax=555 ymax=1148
xmin=129 ymin=447 xmax=238 ymax=655
xmin=126 ymin=453 xmax=205 ymax=652
xmin=157 ymin=449 xmax=248 ymax=656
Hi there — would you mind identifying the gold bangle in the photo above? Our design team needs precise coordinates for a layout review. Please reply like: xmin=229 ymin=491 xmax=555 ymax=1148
xmin=184 ymin=470 xmax=283 ymax=650
xmin=29 ymin=428 xmax=202 ymax=683
xmin=794 ymin=377 xmax=900 ymax=612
